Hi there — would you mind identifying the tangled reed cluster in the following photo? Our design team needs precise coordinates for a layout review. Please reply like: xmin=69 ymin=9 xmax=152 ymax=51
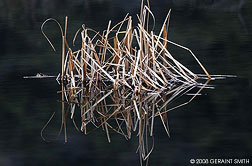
xmin=41 ymin=1 xmax=211 ymax=164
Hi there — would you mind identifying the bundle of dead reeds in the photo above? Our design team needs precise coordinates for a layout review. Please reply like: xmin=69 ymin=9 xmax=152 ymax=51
xmin=41 ymin=0 xmax=211 ymax=165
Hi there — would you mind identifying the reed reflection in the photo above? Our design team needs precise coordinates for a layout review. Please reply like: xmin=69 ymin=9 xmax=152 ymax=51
xmin=55 ymin=78 xmax=210 ymax=164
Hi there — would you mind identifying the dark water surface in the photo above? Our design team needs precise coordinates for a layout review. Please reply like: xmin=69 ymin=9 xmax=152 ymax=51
xmin=0 ymin=0 xmax=252 ymax=165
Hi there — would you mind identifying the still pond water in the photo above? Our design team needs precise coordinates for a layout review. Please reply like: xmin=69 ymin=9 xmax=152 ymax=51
xmin=0 ymin=0 xmax=252 ymax=165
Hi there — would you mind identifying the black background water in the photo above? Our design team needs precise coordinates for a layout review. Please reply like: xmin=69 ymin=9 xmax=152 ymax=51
xmin=0 ymin=0 xmax=252 ymax=165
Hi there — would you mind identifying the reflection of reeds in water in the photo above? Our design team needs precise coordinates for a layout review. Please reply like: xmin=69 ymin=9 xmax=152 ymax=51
xmin=59 ymin=79 xmax=210 ymax=164
xmin=41 ymin=0 xmax=211 ymax=164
